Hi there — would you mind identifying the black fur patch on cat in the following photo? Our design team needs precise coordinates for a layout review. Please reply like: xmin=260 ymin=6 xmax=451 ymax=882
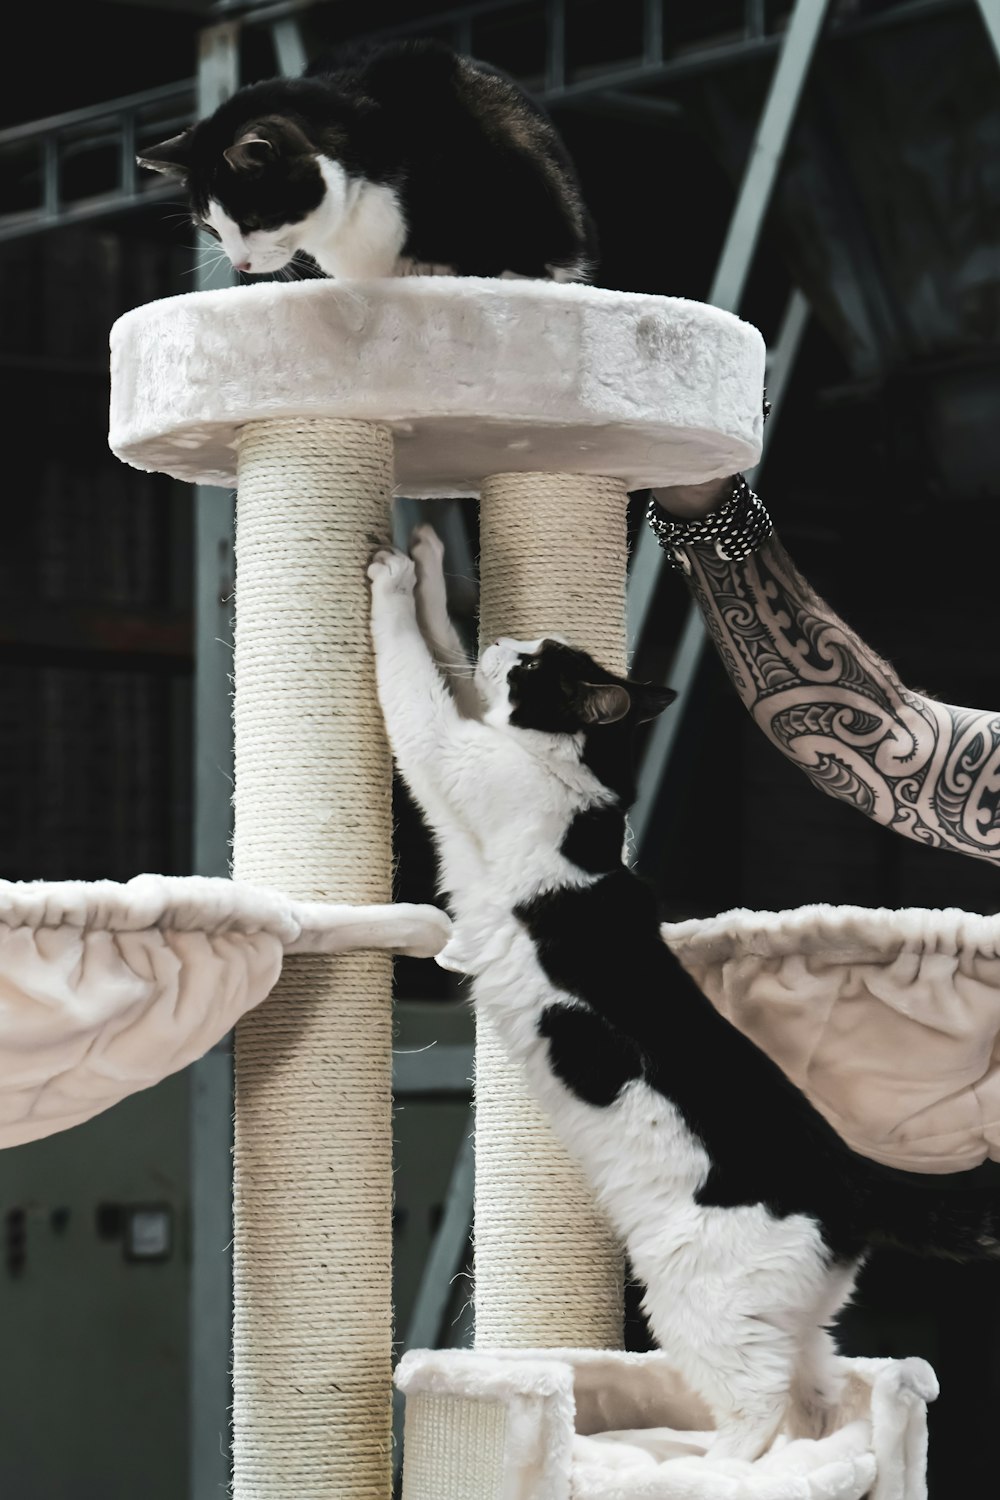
xmin=142 ymin=38 xmax=596 ymax=279
xmin=560 ymin=804 xmax=627 ymax=874
xmin=540 ymin=1002 xmax=643 ymax=1106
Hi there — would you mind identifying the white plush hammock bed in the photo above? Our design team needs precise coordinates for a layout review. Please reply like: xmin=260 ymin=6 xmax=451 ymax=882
xmin=395 ymin=1347 xmax=937 ymax=1500
xmin=0 ymin=873 xmax=449 ymax=1148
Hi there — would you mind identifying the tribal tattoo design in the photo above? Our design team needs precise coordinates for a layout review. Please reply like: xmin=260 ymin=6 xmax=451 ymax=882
xmin=683 ymin=537 xmax=1000 ymax=863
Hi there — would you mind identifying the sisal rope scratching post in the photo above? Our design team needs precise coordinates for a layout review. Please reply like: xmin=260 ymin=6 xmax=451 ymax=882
xmin=476 ymin=472 xmax=627 ymax=1350
xmin=231 ymin=417 xmax=394 ymax=1499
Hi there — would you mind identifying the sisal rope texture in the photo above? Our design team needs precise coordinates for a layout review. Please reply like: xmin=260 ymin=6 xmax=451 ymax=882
xmin=231 ymin=418 xmax=395 ymax=1500
xmin=476 ymin=471 xmax=628 ymax=1350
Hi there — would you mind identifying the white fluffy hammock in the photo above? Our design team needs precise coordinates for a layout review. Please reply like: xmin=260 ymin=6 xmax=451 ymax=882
xmin=0 ymin=873 xmax=449 ymax=1147
xmin=662 ymin=903 xmax=1000 ymax=1174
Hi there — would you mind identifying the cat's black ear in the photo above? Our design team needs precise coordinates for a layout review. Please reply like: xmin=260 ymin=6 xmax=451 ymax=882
xmin=630 ymin=684 xmax=677 ymax=723
xmin=224 ymin=132 xmax=276 ymax=173
xmin=578 ymin=683 xmax=632 ymax=725
xmin=137 ymin=131 xmax=193 ymax=178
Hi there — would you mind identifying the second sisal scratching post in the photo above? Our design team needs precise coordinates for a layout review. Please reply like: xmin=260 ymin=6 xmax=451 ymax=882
xmin=475 ymin=471 xmax=627 ymax=1350
xmin=231 ymin=418 xmax=394 ymax=1500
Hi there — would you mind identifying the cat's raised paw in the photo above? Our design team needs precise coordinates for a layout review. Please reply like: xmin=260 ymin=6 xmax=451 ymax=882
xmin=410 ymin=524 xmax=446 ymax=572
xmin=368 ymin=548 xmax=416 ymax=594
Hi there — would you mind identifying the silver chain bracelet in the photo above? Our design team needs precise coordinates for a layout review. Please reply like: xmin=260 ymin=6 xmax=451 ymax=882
xmin=646 ymin=473 xmax=774 ymax=575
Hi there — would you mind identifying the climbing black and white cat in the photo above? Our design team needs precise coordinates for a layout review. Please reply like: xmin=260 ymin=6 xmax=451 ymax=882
xmin=139 ymin=38 xmax=596 ymax=281
xmin=370 ymin=526 xmax=1000 ymax=1461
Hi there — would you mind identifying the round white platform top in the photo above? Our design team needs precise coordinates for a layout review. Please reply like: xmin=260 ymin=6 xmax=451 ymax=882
xmin=109 ymin=277 xmax=765 ymax=496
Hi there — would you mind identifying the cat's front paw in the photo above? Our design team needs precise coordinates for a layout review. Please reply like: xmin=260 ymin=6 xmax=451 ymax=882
xmin=410 ymin=524 xmax=445 ymax=576
xmin=368 ymin=547 xmax=416 ymax=595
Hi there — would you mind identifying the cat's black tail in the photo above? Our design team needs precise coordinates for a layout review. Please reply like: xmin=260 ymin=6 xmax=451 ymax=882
xmin=862 ymin=1157 xmax=1000 ymax=1261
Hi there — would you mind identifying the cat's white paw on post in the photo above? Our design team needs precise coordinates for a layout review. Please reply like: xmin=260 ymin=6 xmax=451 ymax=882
xmin=368 ymin=547 xmax=416 ymax=594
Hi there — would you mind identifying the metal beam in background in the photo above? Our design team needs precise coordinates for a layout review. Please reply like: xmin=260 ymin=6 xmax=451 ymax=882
xmin=192 ymin=20 xmax=240 ymax=884
xmin=0 ymin=186 xmax=181 ymax=245
xmin=189 ymin=26 xmax=240 ymax=1500
xmin=628 ymin=601 xmax=712 ymax=857
xmin=630 ymin=289 xmax=811 ymax=856
xmin=393 ymin=1045 xmax=475 ymax=1095
xmin=976 ymin=0 xmax=1000 ymax=59
xmin=392 ymin=1120 xmax=476 ymax=1485
xmin=710 ymin=0 xmax=831 ymax=313
xmin=746 ymin=287 xmax=810 ymax=483
xmin=626 ymin=0 xmax=831 ymax=857
xmin=626 ymin=0 xmax=831 ymax=661
xmin=198 ymin=19 xmax=241 ymax=116
xmin=191 ymin=485 xmax=236 ymax=880
xmin=0 ymin=79 xmax=193 ymax=244
xmin=0 ymin=79 xmax=194 ymax=148
xmin=402 ymin=1120 xmax=475 ymax=1350
xmin=188 ymin=1049 xmax=235 ymax=1500
xmin=0 ymin=0 xmax=973 ymax=244
xmin=214 ymin=0 xmax=971 ymax=67
xmin=271 ymin=17 xmax=308 ymax=77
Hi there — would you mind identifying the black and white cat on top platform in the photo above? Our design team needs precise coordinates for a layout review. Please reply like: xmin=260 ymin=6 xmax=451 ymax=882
xmin=369 ymin=525 xmax=1000 ymax=1464
xmin=139 ymin=38 xmax=596 ymax=282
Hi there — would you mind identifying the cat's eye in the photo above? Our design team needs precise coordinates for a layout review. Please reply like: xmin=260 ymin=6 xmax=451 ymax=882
xmin=199 ymin=222 xmax=221 ymax=241
xmin=520 ymin=657 xmax=540 ymax=671
xmin=241 ymin=216 xmax=261 ymax=233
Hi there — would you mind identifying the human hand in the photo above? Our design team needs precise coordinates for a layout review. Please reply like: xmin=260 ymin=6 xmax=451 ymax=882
xmin=368 ymin=547 xmax=416 ymax=595
xmin=648 ymin=476 xmax=733 ymax=519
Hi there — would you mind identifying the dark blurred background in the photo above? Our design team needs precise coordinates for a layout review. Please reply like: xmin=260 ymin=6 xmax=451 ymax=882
xmin=1 ymin=1 xmax=999 ymax=1495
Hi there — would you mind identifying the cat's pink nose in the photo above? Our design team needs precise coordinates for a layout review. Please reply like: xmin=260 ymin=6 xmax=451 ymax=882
xmin=235 ymin=259 xmax=252 ymax=273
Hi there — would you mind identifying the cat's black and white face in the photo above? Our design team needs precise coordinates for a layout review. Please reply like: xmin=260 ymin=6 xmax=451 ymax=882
xmin=476 ymin=637 xmax=675 ymax=742
xmin=140 ymin=112 xmax=354 ymax=276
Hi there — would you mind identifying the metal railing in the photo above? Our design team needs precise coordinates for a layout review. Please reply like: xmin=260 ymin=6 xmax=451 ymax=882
xmin=0 ymin=79 xmax=195 ymax=243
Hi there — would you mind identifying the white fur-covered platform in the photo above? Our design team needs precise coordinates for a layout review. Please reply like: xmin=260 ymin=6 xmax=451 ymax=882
xmin=108 ymin=278 xmax=765 ymax=494
xmin=395 ymin=1347 xmax=937 ymax=1500
xmin=664 ymin=904 xmax=1000 ymax=1174
xmin=0 ymin=873 xmax=449 ymax=1147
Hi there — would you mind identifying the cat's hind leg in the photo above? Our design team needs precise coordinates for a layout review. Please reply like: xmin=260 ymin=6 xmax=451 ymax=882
xmin=785 ymin=1257 xmax=859 ymax=1441
xmin=680 ymin=1328 xmax=798 ymax=1462
xmin=639 ymin=1211 xmax=832 ymax=1461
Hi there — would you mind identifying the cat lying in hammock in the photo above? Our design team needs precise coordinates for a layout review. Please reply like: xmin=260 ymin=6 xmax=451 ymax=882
xmin=370 ymin=525 xmax=1000 ymax=1463
xmin=139 ymin=38 xmax=596 ymax=282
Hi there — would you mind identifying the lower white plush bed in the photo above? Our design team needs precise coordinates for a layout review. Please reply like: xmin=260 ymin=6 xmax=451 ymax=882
xmin=395 ymin=1347 xmax=938 ymax=1500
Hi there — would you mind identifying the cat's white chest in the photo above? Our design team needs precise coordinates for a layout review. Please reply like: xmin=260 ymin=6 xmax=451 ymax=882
xmin=305 ymin=160 xmax=408 ymax=278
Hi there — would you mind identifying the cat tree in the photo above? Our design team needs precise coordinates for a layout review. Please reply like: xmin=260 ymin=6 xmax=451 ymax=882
xmin=100 ymin=275 xmax=946 ymax=1500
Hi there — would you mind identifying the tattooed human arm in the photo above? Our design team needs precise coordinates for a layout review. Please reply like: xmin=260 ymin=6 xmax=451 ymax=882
xmin=670 ymin=519 xmax=1000 ymax=865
